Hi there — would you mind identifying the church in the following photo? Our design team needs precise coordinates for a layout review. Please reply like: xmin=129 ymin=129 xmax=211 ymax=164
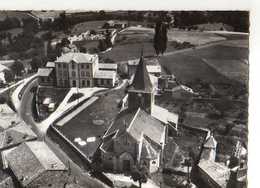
xmin=100 ymin=53 xmax=179 ymax=173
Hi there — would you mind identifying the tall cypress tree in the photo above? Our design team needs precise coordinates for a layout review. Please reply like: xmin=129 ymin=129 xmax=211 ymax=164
xmin=153 ymin=20 xmax=168 ymax=56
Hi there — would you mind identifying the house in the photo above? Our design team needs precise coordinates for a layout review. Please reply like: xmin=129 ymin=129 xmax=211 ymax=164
xmin=200 ymin=132 xmax=217 ymax=162
xmin=37 ymin=67 xmax=56 ymax=86
xmin=100 ymin=54 xmax=178 ymax=173
xmin=158 ymin=74 xmax=177 ymax=91
xmin=127 ymin=57 xmax=161 ymax=77
xmin=0 ymin=122 xmax=37 ymax=169
xmin=5 ymin=141 xmax=69 ymax=188
xmin=0 ymin=122 xmax=37 ymax=152
xmin=171 ymin=85 xmax=198 ymax=100
xmin=103 ymin=20 xmax=128 ymax=29
xmin=198 ymin=160 xmax=230 ymax=188
xmin=55 ymin=52 xmax=117 ymax=88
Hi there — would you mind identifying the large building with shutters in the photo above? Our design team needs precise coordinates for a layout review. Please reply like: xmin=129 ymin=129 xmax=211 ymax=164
xmin=54 ymin=52 xmax=117 ymax=88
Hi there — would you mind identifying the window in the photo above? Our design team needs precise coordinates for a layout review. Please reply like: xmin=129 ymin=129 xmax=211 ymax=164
xmin=58 ymin=64 xmax=61 ymax=68
xmin=101 ymin=79 xmax=104 ymax=85
xmin=59 ymin=79 xmax=63 ymax=86
xmin=72 ymin=71 xmax=76 ymax=77
xmin=86 ymin=64 xmax=89 ymax=69
xmin=63 ymin=64 xmax=66 ymax=68
xmin=63 ymin=71 xmax=67 ymax=76
xmin=72 ymin=64 xmax=75 ymax=69
xmin=72 ymin=80 xmax=76 ymax=87
xmin=82 ymin=80 xmax=85 ymax=86
xmin=81 ymin=64 xmax=84 ymax=69
xmin=152 ymin=161 xmax=156 ymax=164
xmin=87 ymin=80 xmax=90 ymax=86
xmin=81 ymin=71 xmax=85 ymax=77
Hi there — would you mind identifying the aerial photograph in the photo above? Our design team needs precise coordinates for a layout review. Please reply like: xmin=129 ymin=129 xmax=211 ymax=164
xmin=0 ymin=10 xmax=249 ymax=188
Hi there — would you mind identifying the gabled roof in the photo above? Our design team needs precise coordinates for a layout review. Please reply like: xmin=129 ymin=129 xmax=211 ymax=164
xmin=56 ymin=52 xmax=97 ymax=64
xmin=204 ymin=135 xmax=217 ymax=148
xmin=6 ymin=141 xmax=67 ymax=187
xmin=128 ymin=55 xmax=153 ymax=92
xmin=102 ymin=108 xmax=165 ymax=153
xmin=127 ymin=108 xmax=165 ymax=145
xmin=0 ymin=122 xmax=37 ymax=150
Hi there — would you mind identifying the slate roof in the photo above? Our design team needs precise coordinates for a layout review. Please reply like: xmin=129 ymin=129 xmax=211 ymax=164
xmin=6 ymin=141 xmax=67 ymax=187
xmin=56 ymin=52 xmax=97 ymax=64
xmin=103 ymin=108 xmax=165 ymax=148
xmin=0 ymin=122 xmax=37 ymax=150
xmin=127 ymin=108 xmax=165 ymax=145
xmin=37 ymin=68 xmax=53 ymax=77
xmin=128 ymin=55 xmax=153 ymax=93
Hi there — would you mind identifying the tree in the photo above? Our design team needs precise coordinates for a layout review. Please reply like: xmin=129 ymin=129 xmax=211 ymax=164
xmin=130 ymin=166 xmax=149 ymax=188
xmin=153 ymin=21 xmax=168 ymax=55
xmin=4 ymin=70 xmax=14 ymax=83
xmin=98 ymin=39 xmax=107 ymax=51
xmin=10 ymin=60 xmax=24 ymax=77
xmin=30 ymin=57 xmax=43 ymax=72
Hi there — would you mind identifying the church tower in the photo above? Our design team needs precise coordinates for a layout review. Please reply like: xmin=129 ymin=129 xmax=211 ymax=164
xmin=128 ymin=53 xmax=154 ymax=114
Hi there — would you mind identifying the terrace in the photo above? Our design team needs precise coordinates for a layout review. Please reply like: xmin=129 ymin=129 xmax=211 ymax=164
xmin=53 ymin=84 xmax=127 ymax=161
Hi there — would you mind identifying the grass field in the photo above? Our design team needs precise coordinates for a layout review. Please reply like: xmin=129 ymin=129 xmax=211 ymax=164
xmin=160 ymin=53 xmax=229 ymax=84
xmin=167 ymin=30 xmax=226 ymax=45
xmin=71 ymin=21 xmax=106 ymax=35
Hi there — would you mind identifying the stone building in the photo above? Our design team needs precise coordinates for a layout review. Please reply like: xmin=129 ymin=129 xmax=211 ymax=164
xmin=200 ymin=132 xmax=217 ymax=162
xmin=100 ymin=54 xmax=178 ymax=173
xmin=54 ymin=52 xmax=117 ymax=88
xmin=5 ymin=141 xmax=69 ymax=188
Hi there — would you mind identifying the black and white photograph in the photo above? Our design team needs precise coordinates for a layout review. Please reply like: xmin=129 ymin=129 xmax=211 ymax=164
xmin=0 ymin=4 xmax=253 ymax=188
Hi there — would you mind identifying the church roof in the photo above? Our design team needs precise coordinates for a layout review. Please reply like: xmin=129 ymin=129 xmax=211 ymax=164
xmin=103 ymin=108 xmax=165 ymax=147
xmin=128 ymin=55 xmax=153 ymax=93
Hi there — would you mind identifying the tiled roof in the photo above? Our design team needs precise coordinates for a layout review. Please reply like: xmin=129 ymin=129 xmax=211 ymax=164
xmin=128 ymin=56 xmax=153 ymax=92
xmin=37 ymin=68 xmax=53 ymax=77
xmin=6 ymin=141 xmax=67 ymax=187
xmin=56 ymin=52 xmax=97 ymax=64
xmin=0 ymin=122 xmax=37 ymax=150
